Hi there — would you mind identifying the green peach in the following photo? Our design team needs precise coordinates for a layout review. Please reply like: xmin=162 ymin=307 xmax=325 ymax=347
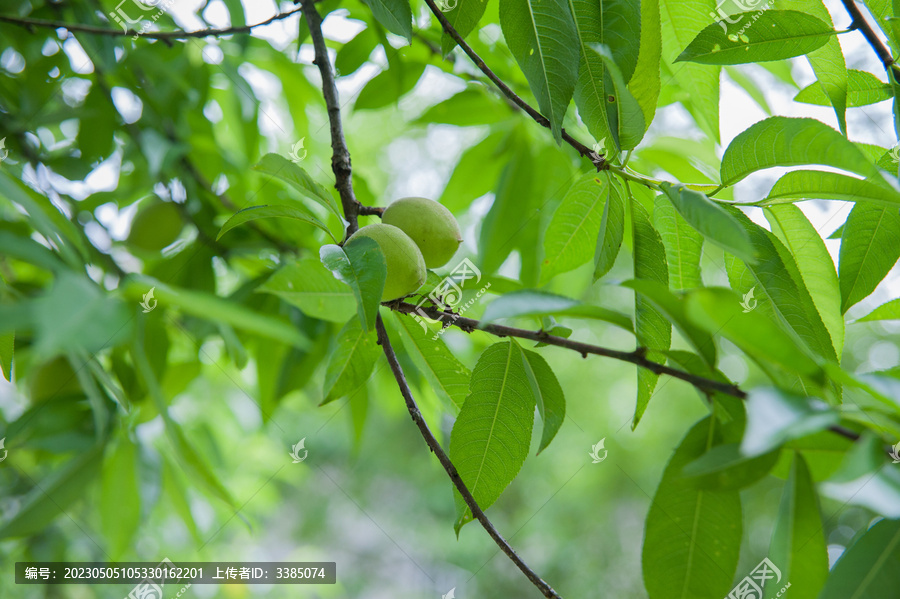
xmin=346 ymin=223 xmax=426 ymax=301
xmin=382 ymin=197 xmax=462 ymax=268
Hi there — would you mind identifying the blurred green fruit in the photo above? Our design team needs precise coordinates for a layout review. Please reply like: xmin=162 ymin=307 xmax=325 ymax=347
xmin=29 ymin=356 xmax=83 ymax=403
xmin=346 ymin=223 xmax=426 ymax=301
xmin=127 ymin=201 xmax=183 ymax=251
xmin=382 ymin=197 xmax=462 ymax=268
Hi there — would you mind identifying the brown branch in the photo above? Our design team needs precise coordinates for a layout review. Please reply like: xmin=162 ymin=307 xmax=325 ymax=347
xmin=840 ymin=0 xmax=899 ymax=73
xmin=374 ymin=314 xmax=564 ymax=599
xmin=392 ymin=303 xmax=862 ymax=443
xmin=0 ymin=6 xmax=303 ymax=40
xmin=421 ymin=0 xmax=604 ymax=170
xmin=299 ymin=0 xmax=362 ymax=236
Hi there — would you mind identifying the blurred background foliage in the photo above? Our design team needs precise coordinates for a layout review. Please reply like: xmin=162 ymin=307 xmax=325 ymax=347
xmin=1 ymin=0 xmax=900 ymax=597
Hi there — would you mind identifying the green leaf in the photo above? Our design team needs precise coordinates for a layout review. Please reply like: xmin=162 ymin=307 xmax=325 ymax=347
xmin=100 ymin=435 xmax=141 ymax=559
xmin=569 ymin=0 xmax=642 ymax=145
xmin=441 ymin=0 xmax=490 ymax=55
xmin=541 ymin=172 xmax=608 ymax=282
xmin=253 ymin=154 xmax=343 ymax=222
xmin=765 ymin=204 xmax=844 ymax=357
xmin=416 ymin=87 xmax=512 ymax=127
xmin=217 ymin=204 xmax=337 ymax=243
xmin=642 ymin=417 xmax=742 ymax=599
xmin=764 ymin=454 xmax=828 ymax=599
xmin=767 ymin=170 xmax=900 ymax=207
xmin=659 ymin=182 xmax=755 ymax=264
xmin=320 ymin=238 xmax=387 ymax=332
xmin=623 ymin=279 xmax=716 ymax=368
xmin=0 ymin=330 xmax=12 ymax=381
xmin=681 ymin=443 xmax=780 ymax=490
xmin=323 ymin=317 xmax=379 ymax=404
xmin=441 ymin=130 xmax=511 ymax=212
xmin=741 ymin=388 xmax=839 ymax=457
xmin=499 ymin=0 xmax=580 ymax=142
xmin=721 ymin=117 xmax=883 ymax=185
xmin=0 ymin=443 xmax=104 ymax=539
xmin=659 ymin=0 xmax=721 ymax=140
xmin=394 ymin=312 xmax=470 ymax=410
xmin=125 ymin=276 xmax=310 ymax=349
xmin=355 ymin=62 xmax=426 ymax=110
xmin=450 ymin=341 xmax=535 ymax=532
xmin=481 ymin=289 xmax=633 ymax=333
xmin=631 ymin=199 xmax=670 ymax=428
xmin=652 ymin=193 xmax=703 ymax=290
xmin=366 ymin=0 xmax=413 ymax=40
xmin=593 ymin=176 xmax=626 ymax=280
xmin=588 ymin=44 xmax=646 ymax=150
xmin=520 ymin=348 xmax=565 ymax=454
xmin=683 ymin=288 xmax=822 ymax=378
xmin=335 ymin=27 xmax=377 ymax=76
xmin=839 ymin=202 xmax=900 ymax=313
xmin=795 ymin=69 xmax=890 ymax=107
xmin=677 ymin=10 xmax=834 ymax=65
xmin=857 ymin=297 xmax=900 ymax=322
xmin=818 ymin=518 xmax=900 ymax=599
xmin=627 ymin=0 xmax=662 ymax=130
xmin=259 ymin=258 xmax=356 ymax=323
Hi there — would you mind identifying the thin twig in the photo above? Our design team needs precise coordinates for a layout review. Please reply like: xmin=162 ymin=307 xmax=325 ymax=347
xmin=840 ymin=0 xmax=899 ymax=73
xmin=420 ymin=0 xmax=604 ymax=170
xmin=0 ymin=6 xmax=303 ymax=40
xmin=374 ymin=314 xmax=564 ymax=599
xmin=299 ymin=0 xmax=362 ymax=235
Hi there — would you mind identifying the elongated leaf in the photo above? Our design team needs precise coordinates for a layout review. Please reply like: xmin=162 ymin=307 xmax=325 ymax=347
xmin=0 ymin=331 xmax=11 ymax=381
xmin=684 ymin=287 xmax=822 ymax=377
xmin=320 ymin=238 xmax=387 ymax=332
xmin=767 ymin=170 xmax=900 ymax=207
xmin=857 ymin=297 xmax=900 ymax=322
xmin=589 ymin=44 xmax=646 ymax=150
xmin=721 ymin=117 xmax=883 ymax=185
xmin=632 ymin=199 xmax=670 ymax=428
xmin=0 ymin=443 xmax=104 ymax=538
xmin=541 ymin=173 xmax=608 ymax=282
xmin=681 ymin=443 xmax=780 ymax=490
xmin=416 ymin=87 xmax=511 ymax=127
xmin=100 ymin=435 xmax=141 ymax=558
xmin=741 ymin=388 xmax=839 ymax=457
xmin=659 ymin=0 xmax=721 ymax=140
xmin=763 ymin=454 xmax=828 ymax=599
xmin=499 ymin=0 xmax=579 ymax=142
xmin=450 ymin=341 xmax=535 ymax=531
xmin=481 ymin=289 xmax=633 ymax=333
xmin=795 ymin=69 xmax=890 ymax=107
xmin=765 ymin=204 xmax=844 ymax=356
xmin=259 ymin=259 xmax=356 ymax=323
xmin=521 ymin=348 xmax=565 ymax=454
xmin=677 ymin=10 xmax=834 ymax=65
xmin=394 ymin=312 xmax=470 ymax=410
xmin=818 ymin=518 xmax=900 ymax=599
xmin=593 ymin=176 xmax=626 ymax=280
xmin=839 ymin=202 xmax=900 ymax=313
xmin=323 ymin=317 xmax=379 ymax=404
xmin=642 ymin=417 xmax=742 ymax=599
xmin=652 ymin=193 xmax=703 ymax=290
xmin=217 ymin=204 xmax=336 ymax=242
xmin=253 ymin=153 xmax=343 ymax=221
xmin=623 ymin=279 xmax=716 ymax=368
xmin=441 ymin=0 xmax=490 ymax=55
xmin=366 ymin=0 xmax=412 ymax=40
xmin=660 ymin=182 xmax=755 ymax=264
xmin=628 ymin=0 xmax=661 ymax=129
xmin=441 ymin=130 xmax=510 ymax=212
